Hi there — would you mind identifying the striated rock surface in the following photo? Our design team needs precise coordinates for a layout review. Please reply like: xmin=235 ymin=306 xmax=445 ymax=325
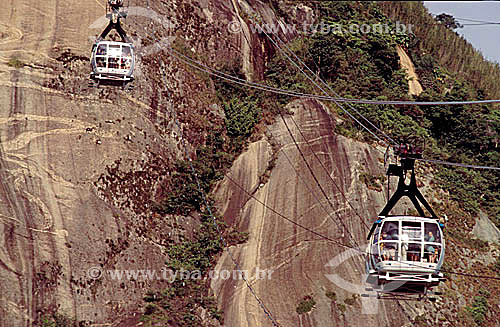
xmin=472 ymin=211 xmax=500 ymax=244
xmin=0 ymin=1 xmax=175 ymax=326
xmin=213 ymin=99 xmax=410 ymax=326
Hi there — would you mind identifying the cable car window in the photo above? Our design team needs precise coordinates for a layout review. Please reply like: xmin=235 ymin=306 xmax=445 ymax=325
xmin=371 ymin=243 xmax=381 ymax=264
xmin=424 ymin=223 xmax=441 ymax=243
xmin=96 ymin=57 xmax=107 ymax=68
xmin=120 ymin=58 xmax=131 ymax=70
xmin=381 ymin=222 xmax=399 ymax=240
xmin=402 ymin=221 xmax=421 ymax=241
xmin=406 ymin=243 xmax=421 ymax=262
xmin=108 ymin=44 xmax=121 ymax=56
xmin=97 ymin=44 xmax=107 ymax=56
xmin=122 ymin=46 xmax=131 ymax=58
xmin=373 ymin=226 xmax=380 ymax=244
xmin=379 ymin=240 xmax=398 ymax=261
xmin=423 ymin=244 xmax=441 ymax=263
xmin=108 ymin=57 xmax=119 ymax=69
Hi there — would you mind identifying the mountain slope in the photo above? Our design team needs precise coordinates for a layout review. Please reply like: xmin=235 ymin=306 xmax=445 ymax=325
xmin=0 ymin=1 xmax=498 ymax=327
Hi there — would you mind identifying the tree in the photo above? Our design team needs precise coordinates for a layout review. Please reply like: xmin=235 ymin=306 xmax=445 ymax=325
xmin=435 ymin=13 xmax=463 ymax=30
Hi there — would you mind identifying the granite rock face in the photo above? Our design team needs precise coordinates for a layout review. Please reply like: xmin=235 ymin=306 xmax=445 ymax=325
xmin=213 ymin=99 xmax=411 ymax=326
xmin=1 ymin=1 xmax=481 ymax=326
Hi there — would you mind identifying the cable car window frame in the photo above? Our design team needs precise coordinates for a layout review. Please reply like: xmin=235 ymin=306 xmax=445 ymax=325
xmin=373 ymin=226 xmax=380 ymax=244
xmin=96 ymin=44 xmax=108 ymax=56
xmin=94 ymin=43 xmax=133 ymax=73
xmin=95 ymin=43 xmax=108 ymax=69
xmin=376 ymin=219 xmax=444 ymax=265
xmin=381 ymin=221 xmax=399 ymax=240
xmin=122 ymin=45 xmax=132 ymax=58
xmin=96 ymin=56 xmax=107 ymax=68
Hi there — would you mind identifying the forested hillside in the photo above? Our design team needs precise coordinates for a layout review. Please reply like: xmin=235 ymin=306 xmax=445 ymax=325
xmin=141 ymin=1 xmax=500 ymax=325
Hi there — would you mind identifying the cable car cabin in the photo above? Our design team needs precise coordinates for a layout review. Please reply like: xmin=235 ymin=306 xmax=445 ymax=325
xmin=366 ymin=216 xmax=445 ymax=293
xmin=90 ymin=41 xmax=135 ymax=84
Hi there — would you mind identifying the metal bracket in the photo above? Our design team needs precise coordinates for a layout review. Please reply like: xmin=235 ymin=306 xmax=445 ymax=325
xmin=379 ymin=157 xmax=437 ymax=219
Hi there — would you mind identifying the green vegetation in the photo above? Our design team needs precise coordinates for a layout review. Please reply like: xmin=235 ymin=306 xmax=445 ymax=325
xmin=267 ymin=1 xmax=500 ymax=230
xmin=138 ymin=284 xmax=223 ymax=326
xmin=147 ymin=45 xmax=263 ymax=325
xmin=466 ymin=289 xmax=490 ymax=326
xmin=296 ymin=295 xmax=316 ymax=314
xmin=37 ymin=313 xmax=77 ymax=327
xmin=379 ymin=2 xmax=500 ymax=99
xmin=325 ymin=290 xmax=337 ymax=301
xmin=435 ymin=13 xmax=463 ymax=30
xmin=153 ymin=75 xmax=263 ymax=217
xmin=359 ymin=172 xmax=384 ymax=192
xmin=7 ymin=57 xmax=24 ymax=68
xmin=144 ymin=1 xmax=500 ymax=324
xmin=224 ymin=96 xmax=261 ymax=143
xmin=153 ymin=147 xmax=231 ymax=216
xmin=165 ymin=212 xmax=222 ymax=272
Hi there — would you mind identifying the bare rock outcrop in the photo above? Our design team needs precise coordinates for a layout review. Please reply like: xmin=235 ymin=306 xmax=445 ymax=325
xmin=213 ymin=99 xmax=409 ymax=326
xmin=396 ymin=45 xmax=423 ymax=96
xmin=472 ymin=211 xmax=500 ymax=244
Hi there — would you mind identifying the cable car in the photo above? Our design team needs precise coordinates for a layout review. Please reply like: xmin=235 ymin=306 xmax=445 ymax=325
xmin=90 ymin=41 xmax=135 ymax=83
xmin=90 ymin=0 xmax=135 ymax=87
xmin=365 ymin=145 xmax=445 ymax=299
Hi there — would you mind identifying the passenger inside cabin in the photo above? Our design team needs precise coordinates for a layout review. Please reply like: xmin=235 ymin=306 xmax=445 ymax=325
xmin=424 ymin=231 xmax=436 ymax=262
xmin=122 ymin=46 xmax=131 ymax=58
xmin=96 ymin=57 xmax=106 ymax=68
xmin=108 ymin=57 xmax=119 ymax=69
xmin=389 ymin=228 xmax=399 ymax=240
xmin=380 ymin=232 xmax=396 ymax=261
xmin=425 ymin=231 xmax=435 ymax=243
xmin=407 ymin=243 xmax=421 ymax=261
xmin=97 ymin=44 xmax=107 ymax=56
xmin=430 ymin=248 xmax=438 ymax=263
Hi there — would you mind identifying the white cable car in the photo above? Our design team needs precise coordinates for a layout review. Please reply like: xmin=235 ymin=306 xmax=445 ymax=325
xmin=89 ymin=0 xmax=135 ymax=87
xmin=90 ymin=41 xmax=135 ymax=83
xmin=366 ymin=216 xmax=445 ymax=297
xmin=365 ymin=145 xmax=445 ymax=299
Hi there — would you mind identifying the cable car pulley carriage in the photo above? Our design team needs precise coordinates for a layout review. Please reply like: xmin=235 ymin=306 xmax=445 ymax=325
xmin=90 ymin=0 xmax=135 ymax=88
xmin=365 ymin=144 xmax=446 ymax=300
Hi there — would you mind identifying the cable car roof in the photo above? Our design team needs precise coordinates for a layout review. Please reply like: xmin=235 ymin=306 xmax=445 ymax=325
xmin=377 ymin=216 xmax=443 ymax=223
xmin=95 ymin=40 xmax=133 ymax=46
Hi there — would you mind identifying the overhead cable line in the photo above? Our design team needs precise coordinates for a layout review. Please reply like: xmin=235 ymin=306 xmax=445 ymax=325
xmin=251 ymin=19 xmax=398 ymax=147
xmin=159 ymin=65 xmax=282 ymax=327
xmin=225 ymin=173 xmax=500 ymax=281
xmin=454 ymin=17 xmax=500 ymax=25
xmin=418 ymin=158 xmax=500 ymax=171
xmin=168 ymin=48 xmax=500 ymax=106
xmin=277 ymin=105 xmax=362 ymax=245
xmin=250 ymin=16 xmax=395 ymax=234
xmin=168 ymin=48 xmax=500 ymax=172
xmin=275 ymin=102 xmax=371 ymax=231
xmin=151 ymin=7 xmax=281 ymax=327
xmin=270 ymin=130 xmax=348 ymax=236
xmin=163 ymin=33 xmax=500 ymax=286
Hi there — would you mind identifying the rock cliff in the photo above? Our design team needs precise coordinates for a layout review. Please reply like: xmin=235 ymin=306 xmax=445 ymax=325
xmin=1 ymin=1 xmax=498 ymax=327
